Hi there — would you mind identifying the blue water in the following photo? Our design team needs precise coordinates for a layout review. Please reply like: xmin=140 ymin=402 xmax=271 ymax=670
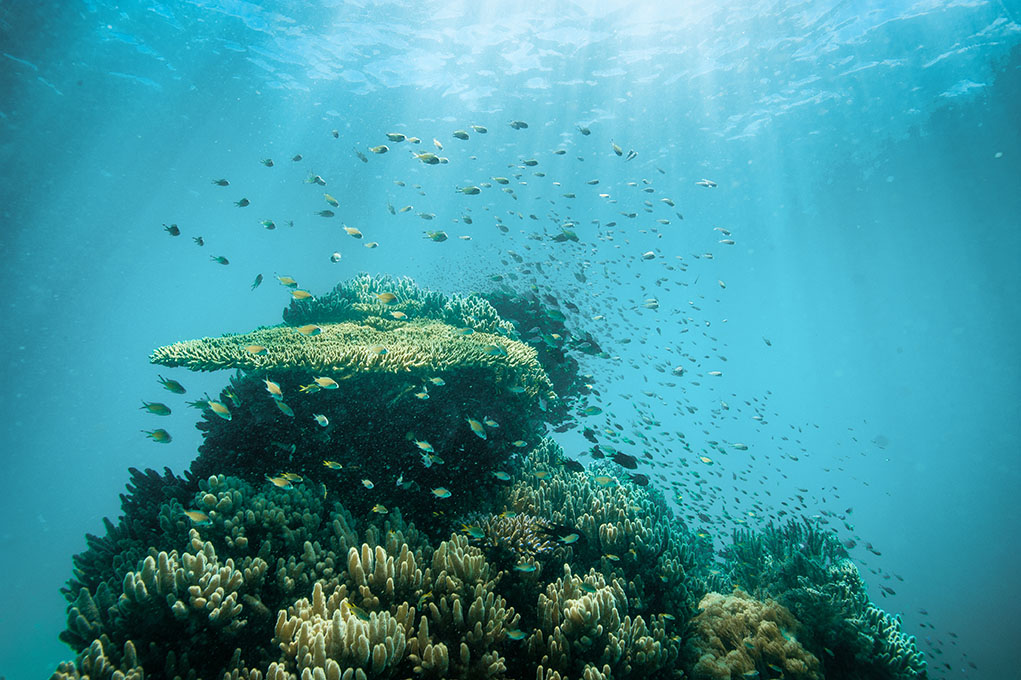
xmin=1 ymin=1 xmax=1019 ymax=678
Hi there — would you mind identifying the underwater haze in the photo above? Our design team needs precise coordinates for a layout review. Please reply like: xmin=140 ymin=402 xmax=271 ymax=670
xmin=1 ymin=1 xmax=1019 ymax=679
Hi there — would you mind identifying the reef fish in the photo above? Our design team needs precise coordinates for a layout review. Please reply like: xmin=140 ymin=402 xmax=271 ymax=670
xmin=265 ymin=475 xmax=292 ymax=489
xmin=143 ymin=428 xmax=172 ymax=443
xmin=264 ymin=379 xmax=283 ymax=399
xmin=183 ymin=510 xmax=211 ymax=525
xmin=208 ymin=401 xmax=232 ymax=421
xmin=466 ymin=418 xmax=487 ymax=440
xmin=157 ymin=376 xmax=186 ymax=394
xmin=140 ymin=401 xmax=172 ymax=416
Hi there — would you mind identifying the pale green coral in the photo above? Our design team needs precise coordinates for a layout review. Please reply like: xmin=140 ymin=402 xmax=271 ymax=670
xmin=508 ymin=438 xmax=699 ymax=615
xmin=150 ymin=319 xmax=553 ymax=400
xmin=283 ymin=273 xmax=517 ymax=337
xmin=528 ymin=564 xmax=678 ymax=678
xmin=274 ymin=581 xmax=413 ymax=680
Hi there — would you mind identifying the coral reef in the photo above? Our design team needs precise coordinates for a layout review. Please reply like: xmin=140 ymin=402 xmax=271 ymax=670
xmin=54 ymin=275 xmax=928 ymax=680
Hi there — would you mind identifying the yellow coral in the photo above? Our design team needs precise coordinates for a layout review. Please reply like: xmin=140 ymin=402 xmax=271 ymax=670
xmin=150 ymin=319 xmax=554 ymax=400
xmin=688 ymin=589 xmax=820 ymax=680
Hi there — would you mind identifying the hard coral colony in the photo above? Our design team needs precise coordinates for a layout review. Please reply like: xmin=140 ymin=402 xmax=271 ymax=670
xmin=53 ymin=275 xmax=926 ymax=680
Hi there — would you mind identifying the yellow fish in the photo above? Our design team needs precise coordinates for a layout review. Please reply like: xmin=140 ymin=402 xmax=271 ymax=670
xmin=431 ymin=487 xmax=452 ymax=498
xmin=361 ymin=479 xmax=374 ymax=489
xmin=299 ymin=383 xmax=321 ymax=394
xmin=275 ymin=400 xmax=295 ymax=417
xmin=140 ymin=401 xmax=171 ymax=416
xmin=208 ymin=401 xmax=232 ymax=421
xmin=143 ymin=428 xmax=172 ymax=443
xmin=183 ymin=510 xmax=211 ymax=525
xmin=344 ymin=601 xmax=371 ymax=622
xmin=369 ymin=145 xmax=389 ymax=154
xmin=324 ymin=193 xmax=339 ymax=207
xmin=313 ymin=414 xmax=329 ymax=427
xmin=343 ymin=226 xmax=363 ymax=238
xmin=414 ymin=439 xmax=434 ymax=453
xmin=466 ymin=417 xmax=487 ymax=440
xmin=280 ymin=472 xmax=303 ymax=482
xmin=296 ymin=324 xmax=322 ymax=336
xmin=291 ymin=289 xmax=314 ymax=300
xmin=265 ymin=475 xmax=292 ymax=489
xmin=323 ymin=460 xmax=343 ymax=470
xmin=372 ymin=504 xmax=388 ymax=514
xmin=390 ymin=311 xmax=408 ymax=320
xmin=157 ymin=375 xmax=186 ymax=394
xmin=314 ymin=376 xmax=339 ymax=389
xmin=462 ymin=524 xmax=485 ymax=539
xmin=245 ymin=345 xmax=269 ymax=356
xmin=276 ymin=275 xmax=298 ymax=288
xmin=264 ymin=379 xmax=283 ymax=398
xmin=374 ymin=292 xmax=397 ymax=304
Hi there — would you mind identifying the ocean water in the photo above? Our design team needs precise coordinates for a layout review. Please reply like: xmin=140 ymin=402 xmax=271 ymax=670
xmin=0 ymin=1 xmax=1019 ymax=678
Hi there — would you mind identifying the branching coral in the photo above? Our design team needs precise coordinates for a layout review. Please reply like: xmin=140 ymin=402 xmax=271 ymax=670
xmin=56 ymin=275 xmax=929 ymax=680
xmin=274 ymin=581 xmax=412 ymax=680
xmin=721 ymin=523 xmax=927 ymax=680
xmin=508 ymin=438 xmax=701 ymax=618
xmin=282 ymin=273 xmax=516 ymax=338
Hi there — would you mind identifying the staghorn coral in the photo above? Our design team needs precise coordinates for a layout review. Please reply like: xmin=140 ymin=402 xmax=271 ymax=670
xmin=685 ymin=589 xmax=820 ymax=680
